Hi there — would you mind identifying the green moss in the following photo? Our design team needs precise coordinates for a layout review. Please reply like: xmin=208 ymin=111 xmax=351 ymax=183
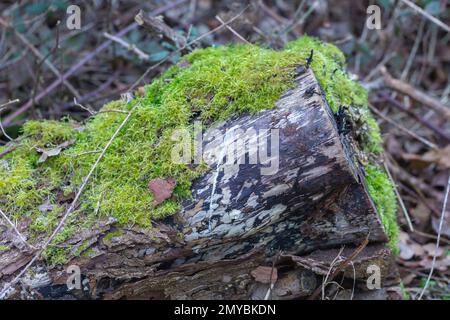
xmin=0 ymin=36 xmax=398 ymax=263
xmin=365 ymin=165 xmax=399 ymax=254
xmin=22 ymin=119 xmax=77 ymax=143
xmin=103 ymin=230 xmax=123 ymax=242
xmin=74 ymin=240 xmax=91 ymax=257
xmin=0 ymin=245 xmax=10 ymax=251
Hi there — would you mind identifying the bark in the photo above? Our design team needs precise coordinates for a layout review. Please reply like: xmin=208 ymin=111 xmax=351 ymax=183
xmin=0 ymin=69 xmax=400 ymax=300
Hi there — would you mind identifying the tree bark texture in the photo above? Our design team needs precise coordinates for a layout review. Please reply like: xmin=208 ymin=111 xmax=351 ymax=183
xmin=0 ymin=69 xmax=400 ymax=300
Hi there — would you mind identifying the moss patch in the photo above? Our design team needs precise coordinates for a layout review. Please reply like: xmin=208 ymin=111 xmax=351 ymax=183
xmin=365 ymin=165 xmax=399 ymax=254
xmin=0 ymin=36 xmax=398 ymax=262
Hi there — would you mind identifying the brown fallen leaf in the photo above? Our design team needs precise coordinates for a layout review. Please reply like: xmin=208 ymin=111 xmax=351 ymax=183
xmin=148 ymin=177 xmax=176 ymax=207
xmin=401 ymin=152 xmax=431 ymax=170
xmin=36 ymin=139 xmax=75 ymax=163
xmin=421 ymin=144 xmax=450 ymax=169
xmin=135 ymin=86 xmax=146 ymax=97
xmin=422 ymin=243 xmax=444 ymax=257
xmin=250 ymin=266 xmax=278 ymax=284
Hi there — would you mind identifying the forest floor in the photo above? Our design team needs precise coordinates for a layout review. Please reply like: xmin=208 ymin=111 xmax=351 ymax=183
xmin=0 ymin=0 xmax=449 ymax=299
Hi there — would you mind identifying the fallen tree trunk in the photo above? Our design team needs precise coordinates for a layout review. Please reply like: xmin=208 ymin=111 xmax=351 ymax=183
xmin=0 ymin=68 xmax=400 ymax=300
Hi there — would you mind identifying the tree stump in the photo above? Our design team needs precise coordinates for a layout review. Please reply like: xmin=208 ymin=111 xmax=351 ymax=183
xmin=0 ymin=68 xmax=400 ymax=300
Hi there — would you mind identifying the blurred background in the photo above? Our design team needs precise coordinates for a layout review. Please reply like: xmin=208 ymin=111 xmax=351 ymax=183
xmin=0 ymin=0 xmax=449 ymax=299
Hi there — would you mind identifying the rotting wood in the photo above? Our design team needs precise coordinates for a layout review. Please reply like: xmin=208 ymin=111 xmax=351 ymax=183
xmin=0 ymin=69 xmax=400 ymax=300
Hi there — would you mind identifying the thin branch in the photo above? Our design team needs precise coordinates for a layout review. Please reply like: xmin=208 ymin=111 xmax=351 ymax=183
xmin=309 ymin=235 xmax=369 ymax=300
xmin=31 ymin=20 xmax=61 ymax=114
xmin=378 ymin=91 xmax=450 ymax=143
xmin=2 ymin=0 xmax=188 ymax=127
xmin=215 ymin=15 xmax=250 ymax=44
xmin=0 ymin=99 xmax=20 ymax=141
xmin=128 ymin=5 xmax=249 ymax=93
xmin=399 ymin=0 xmax=450 ymax=33
xmin=0 ymin=208 xmax=35 ymax=249
xmin=381 ymin=67 xmax=450 ymax=121
xmin=0 ymin=146 xmax=17 ymax=158
xmin=0 ymin=100 xmax=18 ymax=142
xmin=0 ymin=18 xmax=82 ymax=100
xmin=73 ymin=97 xmax=128 ymax=116
xmin=368 ymin=103 xmax=437 ymax=149
xmin=73 ymin=97 xmax=95 ymax=115
xmin=0 ymin=99 xmax=20 ymax=110
xmin=383 ymin=160 xmax=414 ymax=232
xmin=103 ymin=32 xmax=150 ymax=61
xmin=417 ymin=170 xmax=450 ymax=300
xmin=401 ymin=17 xmax=425 ymax=81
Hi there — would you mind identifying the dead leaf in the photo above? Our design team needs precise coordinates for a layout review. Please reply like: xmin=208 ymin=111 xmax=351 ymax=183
xmin=250 ymin=266 xmax=278 ymax=284
xmin=421 ymin=144 xmax=450 ymax=169
xmin=36 ymin=139 xmax=75 ymax=163
xmin=401 ymin=153 xmax=431 ymax=170
xmin=148 ymin=177 xmax=176 ymax=207
xmin=135 ymin=86 xmax=146 ymax=97
xmin=411 ymin=243 xmax=425 ymax=257
xmin=431 ymin=215 xmax=450 ymax=239
xmin=423 ymin=243 xmax=444 ymax=257
xmin=38 ymin=201 xmax=54 ymax=213
xmin=399 ymin=242 xmax=415 ymax=260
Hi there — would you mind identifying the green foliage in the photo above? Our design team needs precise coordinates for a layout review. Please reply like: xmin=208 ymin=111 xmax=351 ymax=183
xmin=365 ymin=165 xmax=399 ymax=253
xmin=103 ymin=230 xmax=123 ymax=242
xmin=0 ymin=36 xmax=397 ymax=263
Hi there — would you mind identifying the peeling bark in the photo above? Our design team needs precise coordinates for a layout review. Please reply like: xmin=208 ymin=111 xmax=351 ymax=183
xmin=0 ymin=69 xmax=400 ymax=300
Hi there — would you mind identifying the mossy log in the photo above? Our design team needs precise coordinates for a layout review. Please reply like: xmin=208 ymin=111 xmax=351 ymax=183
xmin=0 ymin=68 xmax=400 ymax=300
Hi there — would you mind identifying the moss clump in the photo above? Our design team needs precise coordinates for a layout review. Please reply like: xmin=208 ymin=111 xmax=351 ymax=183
xmin=365 ymin=165 xmax=399 ymax=254
xmin=0 ymin=36 xmax=397 ymax=262
xmin=103 ymin=230 xmax=123 ymax=242
xmin=0 ymin=245 xmax=10 ymax=251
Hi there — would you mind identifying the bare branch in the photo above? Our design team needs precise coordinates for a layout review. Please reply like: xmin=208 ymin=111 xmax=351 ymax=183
xmin=135 ymin=10 xmax=187 ymax=49
xmin=400 ymin=0 xmax=450 ymax=33
xmin=0 ymin=208 xmax=35 ymax=250
xmin=103 ymin=32 xmax=150 ymax=61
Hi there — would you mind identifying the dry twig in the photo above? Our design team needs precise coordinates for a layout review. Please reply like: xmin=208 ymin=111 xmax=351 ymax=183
xmin=103 ymin=32 xmax=150 ymax=61
xmin=215 ymin=15 xmax=250 ymax=44
xmin=0 ymin=208 xmax=35 ymax=250
xmin=399 ymin=0 xmax=450 ymax=33
xmin=381 ymin=67 xmax=450 ymax=121
xmin=2 ymin=0 xmax=188 ymax=127
xmin=308 ymin=235 xmax=369 ymax=300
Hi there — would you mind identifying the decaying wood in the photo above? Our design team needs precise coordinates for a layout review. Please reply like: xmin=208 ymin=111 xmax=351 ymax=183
xmin=0 ymin=69 xmax=400 ymax=300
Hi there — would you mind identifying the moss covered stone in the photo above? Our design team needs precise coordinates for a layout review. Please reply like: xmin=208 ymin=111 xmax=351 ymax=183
xmin=0 ymin=36 xmax=398 ymax=263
